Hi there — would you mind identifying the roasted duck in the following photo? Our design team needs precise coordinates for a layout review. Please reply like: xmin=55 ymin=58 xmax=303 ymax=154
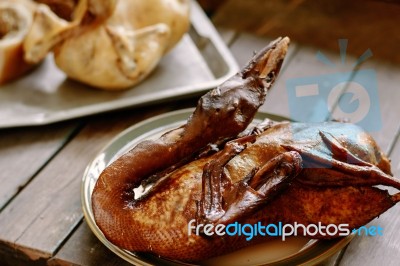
xmin=91 ymin=37 xmax=400 ymax=262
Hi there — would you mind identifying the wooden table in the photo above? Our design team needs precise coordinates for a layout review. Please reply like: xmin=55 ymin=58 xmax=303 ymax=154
xmin=1 ymin=2 xmax=400 ymax=266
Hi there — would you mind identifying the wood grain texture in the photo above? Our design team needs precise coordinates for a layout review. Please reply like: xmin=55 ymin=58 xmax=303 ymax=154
xmin=302 ymin=58 xmax=400 ymax=265
xmin=48 ymin=221 xmax=132 ymax=266
xmin=326 ymin=45 xmax=400 ymax=265
xmin=339 ymin=136 xmax=400 ymax=266
xmin=210 ymin=22 xmax=400 ymax=265
xmin=0 ymin=107 xmax=172 ymax=261
xmin=0 ymin=122 xmax=79 ymax=210
xmin=227 ymin=32 xmax=362 ymax=119
xmin=260 ymin=44 xmax=358 ymax=118
xmin=212 ymin=0 xmax=400 ymax=65
xmin=0 ymin=2 xmax=398 ymax=264
xmin=333 ymin=62 xmax=400 ymax=153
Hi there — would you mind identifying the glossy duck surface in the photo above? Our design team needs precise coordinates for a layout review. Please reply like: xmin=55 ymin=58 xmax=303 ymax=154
xmin=91 ymin=37 xmax=400 ymax=261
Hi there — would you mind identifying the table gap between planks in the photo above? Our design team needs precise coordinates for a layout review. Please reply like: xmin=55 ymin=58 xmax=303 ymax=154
xmin=1 ymin=4 xmax=400 ymax=266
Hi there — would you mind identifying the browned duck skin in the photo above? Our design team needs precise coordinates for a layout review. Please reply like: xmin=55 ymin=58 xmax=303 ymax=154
xmin=92 ymin=36 xmax=400 ymax=262
xmin=92 ymin=37 xmax=290 ymax=250
xmin=203 ymin=121 xmax=400 ymax=233
xmin=91 ymin=118 xmax=400 ymax=262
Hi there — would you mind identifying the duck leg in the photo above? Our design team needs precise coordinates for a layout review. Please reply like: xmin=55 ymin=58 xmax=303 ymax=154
xmin=196 ymin=141 xmax=302 ymax=227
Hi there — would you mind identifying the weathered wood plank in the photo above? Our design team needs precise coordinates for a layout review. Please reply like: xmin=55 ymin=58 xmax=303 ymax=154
xmin=333 ymin=62 xmax=400 ymax=152
xmin=212 ymin=0 xmax=400 ymax=66
xmin=0 ymin=122 xmax=79 ymax=210
xmin=329 ymin=49 xmax=400 ymax=266
xmin=290 ymin=59 xmax=400 ymax=265
xmin=0 ymin=106 xmax=173 ymax=261
xmin=260 ymin=45 xmax=353 ymax=118
xmin=48 ymin=221 xmax=131 ymax=266
xmin=227 ymin=31 xmax=400 ymax=266
xmin=228 ymin=32 xmax=361 ymax=119
xmin=338 ymin=136 xmax=400 ymax=266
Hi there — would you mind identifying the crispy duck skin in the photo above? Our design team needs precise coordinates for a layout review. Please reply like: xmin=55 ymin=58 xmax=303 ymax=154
xmin=91 ymin=37 xmax=400 ymax=262
xmin=92 ymin=36 xmax=290 ymax=245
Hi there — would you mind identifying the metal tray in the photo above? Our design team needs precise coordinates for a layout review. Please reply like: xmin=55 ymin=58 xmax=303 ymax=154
xmin=0 ymin=1 xmax=238 ymax=128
